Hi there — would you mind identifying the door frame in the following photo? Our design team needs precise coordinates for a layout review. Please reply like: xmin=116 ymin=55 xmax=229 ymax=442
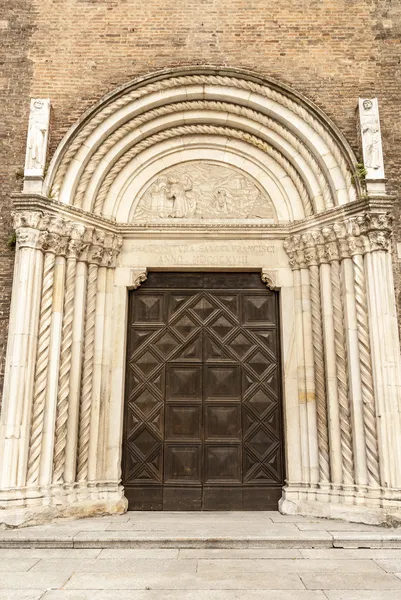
xmin=117 ymin=267 xmax=292 ymax=509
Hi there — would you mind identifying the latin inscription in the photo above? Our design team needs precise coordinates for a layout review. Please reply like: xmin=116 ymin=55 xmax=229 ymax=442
xmin=123 ymin=241 xmax=284 ymax=268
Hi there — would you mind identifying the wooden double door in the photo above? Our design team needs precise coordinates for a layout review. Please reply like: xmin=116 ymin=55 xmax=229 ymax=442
xmin=122 ymin=273 xmax=284 ymax=510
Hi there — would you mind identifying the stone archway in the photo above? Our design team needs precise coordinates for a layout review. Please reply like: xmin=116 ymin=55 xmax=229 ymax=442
xmin=1 ymin=67 xmax=400 ymax=526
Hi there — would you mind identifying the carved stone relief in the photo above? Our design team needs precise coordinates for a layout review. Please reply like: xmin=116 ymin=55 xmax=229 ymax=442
xmin=24 ymin=99 xmax=51 ymax=176
xmin=132 ymin=161 xmax=276 ymax=222
xmin=358 ymin=98 xmax=385 ymax=180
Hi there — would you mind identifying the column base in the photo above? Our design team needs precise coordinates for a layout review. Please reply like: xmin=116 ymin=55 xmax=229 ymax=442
xmin=280 ymin=483 xmax=401 ymax=526
xmin=0 ymin=482 xmax=127 ymax=528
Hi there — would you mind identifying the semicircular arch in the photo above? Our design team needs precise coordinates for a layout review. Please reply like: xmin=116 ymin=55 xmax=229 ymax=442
xmin=44 ymin=67 xmax=361 ymax=223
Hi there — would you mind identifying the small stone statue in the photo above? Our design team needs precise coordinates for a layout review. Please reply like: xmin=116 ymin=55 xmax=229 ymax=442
xmin=358 ymin=98 xmax=385 ymax=186
xmin=24 ymin=98 xmax=50 ymax=177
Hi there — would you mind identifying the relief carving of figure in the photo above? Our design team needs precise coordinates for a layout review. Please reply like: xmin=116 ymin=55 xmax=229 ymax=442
xmin=148 ymin=176 xmax=170 ymax=217
xmin=361 ymin=99 xmax=381 ymax=171
xmin=167 ymin=176 xmax=197 ymax=218
xmin=26 ymin=100 xmax=49 ymax=171
xmin=133 ymin=161 xmax=275 ymax=222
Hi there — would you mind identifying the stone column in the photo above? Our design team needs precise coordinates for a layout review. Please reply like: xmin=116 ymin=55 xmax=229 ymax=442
xmin=76 ymin=231 xmax=106 ymax=484
xmin=26 ymin=216 xmax=68 ymax=489
xmin=96 ymin=236 xmax=123 ymax=482
xmin=347 ymin=221 xmax=380 ymax=491
xmin=334 ymin=221 xmax=369 ymax=490
xmin=315 ymin=233 xmax=343 ymax=490
xmin=0 ymin=212 xmax=46 ymax=492
xmin=53 ymin=224 xmax=86 ymax=485
xmin=283 ymin=237 xmax=320 ymax=488
xmin=302 ymin=233 xmax=330 ymax=488
xmin=63 ymin=229 xmax=92 ymax=486
xmin=361 ymin=212 xmax=401 ymax=489
xmin=322 ymin=227 xmax=354 ymax=491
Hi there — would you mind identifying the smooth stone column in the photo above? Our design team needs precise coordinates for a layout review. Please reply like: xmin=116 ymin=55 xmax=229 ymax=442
xmin=0 ymin=220 xmax=44 ymax=492
xmin=64 ymin=259 xmax=88 ymax=485
xmin=39 ymin=253 xmax=67 ymax=486
xmin=319 ymin=261 xmax=342 ymax=488
xmin=300 ymin=267 xmax=319 ymax=485
xmin=365 ymin=249 xmax=401 ymax=488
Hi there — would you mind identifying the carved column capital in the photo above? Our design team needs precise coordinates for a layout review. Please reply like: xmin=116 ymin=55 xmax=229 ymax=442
xmin=261 ymin=269 xmax=278 ymax=290
xmin=321 ymin=226 xmax=340 ymax=262
xmin=12 ymin=211 xmax=47 ymax=251
xmin=285 ymin=211 xmax=393 ymax=268
xmin=283 ymin=237 xmax=297 ymax=270
xmin=359 ymin=211 xmax=393 ymax=252
xmin=130 ymin=268 xmax=148 ymax=289
xmin=302 ymin=232 xmax=319 ymax=267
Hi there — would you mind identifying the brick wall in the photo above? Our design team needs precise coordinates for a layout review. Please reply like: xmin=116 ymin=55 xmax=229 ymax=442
xmin=1 ymin=0 xmax=400 ymax=402
xmin=0 ymin=1 xmax=35 ymax=403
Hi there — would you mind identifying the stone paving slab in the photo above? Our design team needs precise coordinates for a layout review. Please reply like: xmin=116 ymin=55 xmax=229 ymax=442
xmin=39 ymin=592 xmax=327 ymax=600
xmin=300 ymin=571 xmax=401 ymax=590
xmin=300 ymin=548 xmax=401 ymax=559
xmin=196 ymin=558 xmax=384 ymax=573
xmin=63 ymin=571 xmax=306 ymax=590
xmin=29 ymin=557 xmax=198 ymax=573
xmin=0 ymin=593 xmax=45 ymax=600
xmin=0 ymin=549 xmax=101 ymax=558
xmin=2 ymin=539 xmax=401 ymax=597
xmin=0 ymin=558 xmax=39 ymax=571
xmin=0 ymin=573 xmax=70 ymax=590
xmin=179 ymin=548 xmax=303 ymax=558
xmin=98 ymin=548 xmax=179 ymax=559
xmin=325 ymin=593 xmax=401 ymax=600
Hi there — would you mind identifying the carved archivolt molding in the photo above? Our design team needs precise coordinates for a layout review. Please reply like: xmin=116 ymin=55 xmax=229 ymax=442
xmin=93 ymin=124 xmax=314 ymax=218
xmin=44 ymin=70 xmax=358 ymax=221
xmin=72 ymin=100 xmax=333 ymax=213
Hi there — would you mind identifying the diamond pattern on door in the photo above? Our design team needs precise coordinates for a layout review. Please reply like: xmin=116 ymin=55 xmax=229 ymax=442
xmin=123 ymin=273 xmax=284 ymax=510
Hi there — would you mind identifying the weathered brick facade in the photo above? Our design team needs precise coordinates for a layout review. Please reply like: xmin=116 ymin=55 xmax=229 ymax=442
xmin=1 ymin=0 xmax=400 ymax=402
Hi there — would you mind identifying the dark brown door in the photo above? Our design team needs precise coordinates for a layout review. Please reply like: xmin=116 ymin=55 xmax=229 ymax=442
xmin=122 ymin=273 xmax=284 ymax=510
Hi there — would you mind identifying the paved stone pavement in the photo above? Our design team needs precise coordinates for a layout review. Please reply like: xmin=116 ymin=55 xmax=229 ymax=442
xmin=1 ymin=512 xmax=401 ymax=598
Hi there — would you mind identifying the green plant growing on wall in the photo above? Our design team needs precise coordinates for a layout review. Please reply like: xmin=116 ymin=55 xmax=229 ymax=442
xmin=7 ymin=232 xmax=16 ymax=249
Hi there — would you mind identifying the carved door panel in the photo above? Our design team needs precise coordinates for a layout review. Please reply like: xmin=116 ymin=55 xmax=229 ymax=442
xmin=123 ymin=273 xmax=284 ymax=510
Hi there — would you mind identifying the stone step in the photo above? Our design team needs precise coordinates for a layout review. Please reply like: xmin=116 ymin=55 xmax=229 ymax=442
xmin=1 ymin=531 xmax=401 ymax=549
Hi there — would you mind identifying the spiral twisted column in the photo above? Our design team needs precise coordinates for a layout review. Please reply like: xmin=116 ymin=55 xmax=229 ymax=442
xmin=26 ymin=216 xmax=67 ymax=486
xmin=323 ymin=229 xmax=354 ymax=487
xmin=53 ymin=226 xmax=85 ymax=484
xmin=302 ymin=234 xmax=330 ymax=484
xmin=351 ymin=245 xmax=380 ymax=487
xmin=76 ymin=231 xmax=105 ymax=482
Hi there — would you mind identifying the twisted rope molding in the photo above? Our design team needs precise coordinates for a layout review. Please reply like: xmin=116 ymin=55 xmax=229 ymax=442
xmin=93 ymin=124 xmax=313 ymax=218
xmin=27 ymin=252 xmax=55 ymax=485
xmin=73 ymin=99 xmax=333 ymax=211
xmin=308 ymin=264 xmax=330 ymax=483
xmin=50 ymin=74 xmax=355 ymax=202
xmin=76 ymin=263 xmax=98 ymax=482
xmin=352 ymin=254 xmax=380 ymax=487
xmin=331 ymin=259 xmax=354 ymax=485
xmin=52 ymin=256 xmax=77 ymax=484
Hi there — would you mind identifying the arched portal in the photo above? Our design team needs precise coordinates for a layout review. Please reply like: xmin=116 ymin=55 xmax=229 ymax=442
xmin=1 ymin=68 xmax=401 ymax=525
